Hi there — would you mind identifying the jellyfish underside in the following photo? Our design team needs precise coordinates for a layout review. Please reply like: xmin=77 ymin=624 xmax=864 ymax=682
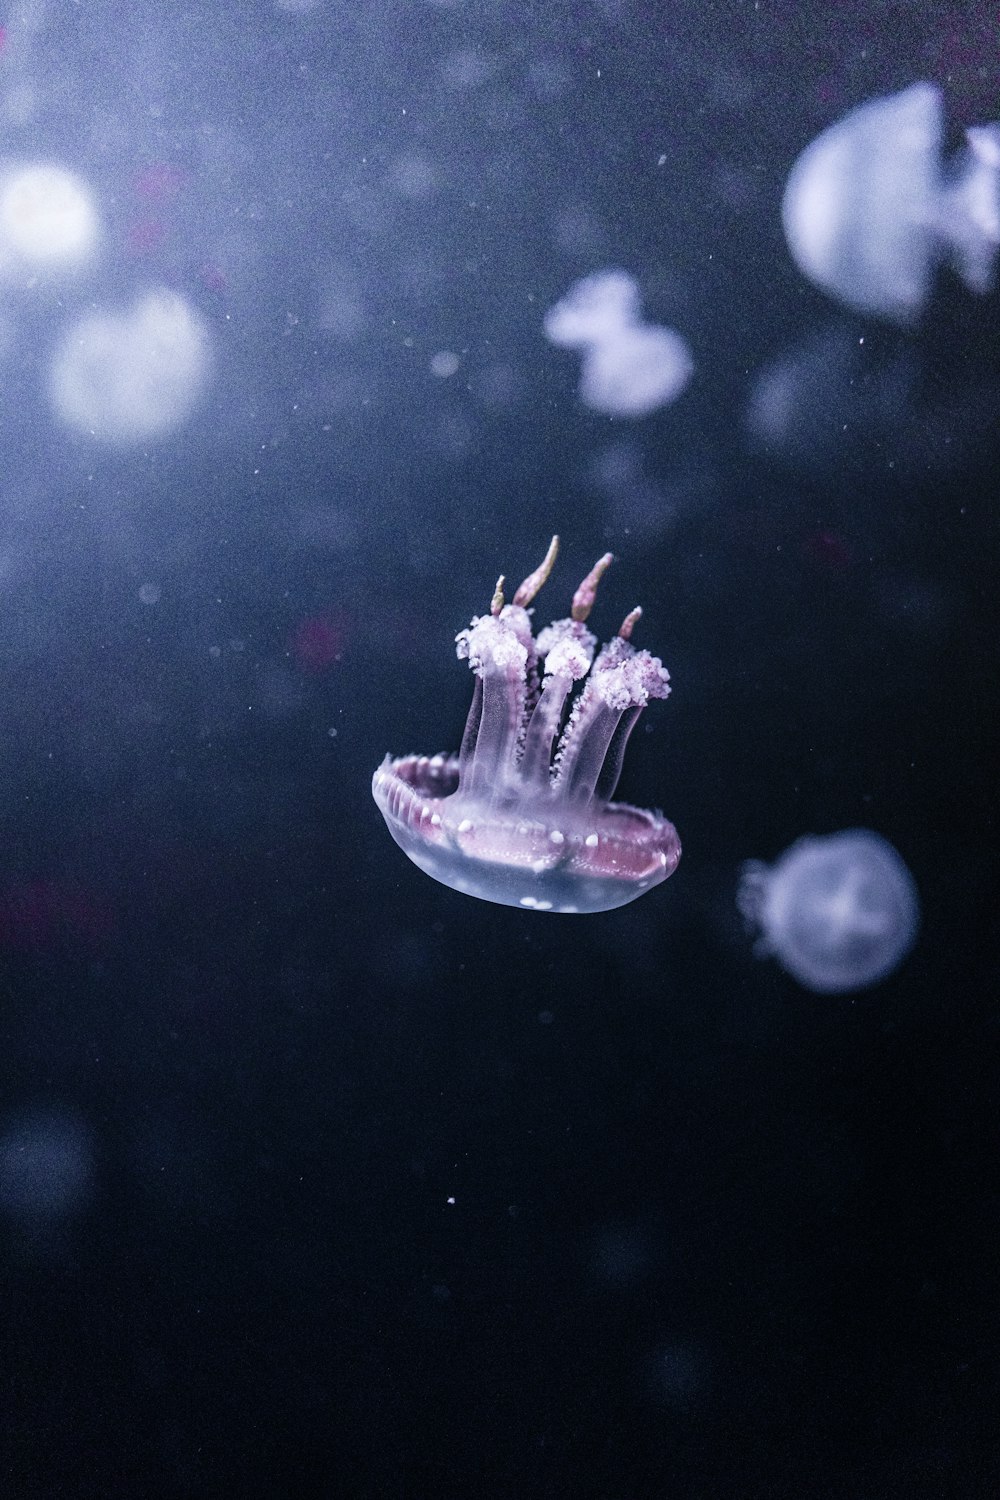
xmin=373 ymin=538 xmax=681 ymax=913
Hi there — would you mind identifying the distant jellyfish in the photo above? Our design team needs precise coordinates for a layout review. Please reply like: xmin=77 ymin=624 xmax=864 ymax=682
xmin=0 ymin=162 xmax=98 ymax=271
xmin=50 ymin=286 xmax=209 ymax=442
xmin=579 ymin=323 xmax=694 ymax=419
xmin=372 ymin=536 xmax=681 ymax=914
xmin=0 ymin=1105 xmax=94 ymax=1233
xmin=738 ymin=829 xmax=919 ymax=993
xmin=544 ymin=269 xmax=692 ymax=418
xmin=543 ymin=269 xmax=642 ymax=347
xmin=782 ymin=82 xmax=1000 ymax=323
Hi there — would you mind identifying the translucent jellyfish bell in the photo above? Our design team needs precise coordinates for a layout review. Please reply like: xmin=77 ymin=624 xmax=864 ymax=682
xmin=543 ymin=270 xmax=643 ymax=348
xmin=782 ymin=82 xmax=1000 ymax=323
xmin=0 ymin=162 xmax=98 ymax=271
xmin=738 ymin=829 xmax=920 ymax=994
xmin=543 ymin=270 xmax=693 ymax=418
xmin=579 ymin=324 xmax=694 ymax=419
xmin=373 ymin=537 xmax=681 ymax=914
xmin=50 ymin=287 xmax=210 ymax=442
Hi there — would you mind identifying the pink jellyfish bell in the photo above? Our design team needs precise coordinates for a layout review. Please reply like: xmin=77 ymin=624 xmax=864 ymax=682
xmin=372 ymin=538 xmax=681 ymax=913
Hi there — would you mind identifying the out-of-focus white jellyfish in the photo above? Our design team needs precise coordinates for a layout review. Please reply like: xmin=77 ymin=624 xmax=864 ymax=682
xmin=50 ymin=287 xmax=210 ymax=442
xmin=0 ymin=1106 xmax=94 ymax=1233
xmin=782 ymin=82 xmax=1000 ymax=323
xmin=0 ymin=162 xmax=98 ymax=271
xmin=578 ymin=324 xmax=694 ymax=419
xmin=738 ymin=829 xmax=920 ymax=994
xmin=544 ymin=269 xmax=642 ymax=347
xmin=544 ymin=269 xmax=693 ymax=418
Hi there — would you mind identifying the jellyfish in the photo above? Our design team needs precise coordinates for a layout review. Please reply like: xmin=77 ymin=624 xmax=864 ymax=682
xmin=578 ymin=324 xmax=694 ymax=419
xmin=50 ymin=286 xmax=209 ymax=442
xmin=372 ymin=537 xmax=681 ymax=913
xmin=738 ymin=829 xmax=920 ymax=993
xmin=782 ymin=82 xmax=1000 ymax=323
xmin=543 ymin=269 xmax=643 ymax=348
xmin=0 ymin=162 xmax=98 ymax=271
xmin=543 ymin=270 xmax=693 ymax=418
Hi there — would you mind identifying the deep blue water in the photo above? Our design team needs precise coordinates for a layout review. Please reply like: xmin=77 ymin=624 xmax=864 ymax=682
xmin=1 ymin=2 xmax=997 ymax=1496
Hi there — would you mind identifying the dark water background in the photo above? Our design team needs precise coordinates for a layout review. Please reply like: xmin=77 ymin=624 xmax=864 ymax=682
xmin=1 ymin=2 xmax=997 ymax=1495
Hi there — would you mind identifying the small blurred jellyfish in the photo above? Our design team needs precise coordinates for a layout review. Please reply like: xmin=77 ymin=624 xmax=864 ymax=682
xmin=782 ymin=82 xmax=1000 ymax=323
xmin=579 ymin=324 xmax=693 ymax=419
xmin=0 ymin=1105 xmax=94 ymax=1237
xmin=50 ymin=286 xmax=210 ymax=442
xmin=544 ymin=269 xmax=642 ymax=346
xmin=0 ymin=162 xmax=98 ymax=273
xmin=738 ymin=829 xmax=920 ymax=994
xmin=544 ymin=269 xmax=693 ymax=418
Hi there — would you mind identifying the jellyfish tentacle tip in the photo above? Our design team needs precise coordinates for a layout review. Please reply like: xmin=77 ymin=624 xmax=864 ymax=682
xmin=571 ymin=552 xmax=614 ymax=622
xmin=490 ymin=575 xmax=506 ymax=616
xmin=512 ymin=534 xmax=560 ymax=608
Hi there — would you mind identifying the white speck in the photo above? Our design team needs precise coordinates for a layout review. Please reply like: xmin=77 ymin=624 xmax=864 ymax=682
xmin=549 ymin=830 xmax=565 ymax=844
xmin=430 ymin=813 xmax=442 ymax=826
xmin=457 ymin=818 xmax=473 ymax=833
xmin=585 ymin=833 xmax=599 ymax=847
xmin=138 ymin=581 xmax=161 ymax=605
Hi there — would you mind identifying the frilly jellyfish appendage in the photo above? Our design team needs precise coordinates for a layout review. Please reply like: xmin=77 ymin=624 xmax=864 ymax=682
xmin=782 ymin=81 xmax=1000 ymax=323
xmin=373 ymin=538 xmax=681 ymax=914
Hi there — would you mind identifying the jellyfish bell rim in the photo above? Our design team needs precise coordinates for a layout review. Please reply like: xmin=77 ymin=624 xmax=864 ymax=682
xmin=372 ymin=751 xmax=681 ymax=914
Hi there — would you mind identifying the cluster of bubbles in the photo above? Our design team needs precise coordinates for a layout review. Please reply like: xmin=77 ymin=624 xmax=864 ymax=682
xmin=0 ymin=161 xmax=209 ymax=442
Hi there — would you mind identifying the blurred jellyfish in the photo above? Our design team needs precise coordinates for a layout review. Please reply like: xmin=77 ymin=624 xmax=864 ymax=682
xmin=544 ymin=269 xmax=693 ymax=418
xmin=579 ymin=324 xmax=694 ymax=419
xmin=782 ymin=82 xmax=1000 ymax=323
xmin=738 ymin=829 xmax=919 ymax=993
xmin=544 ymin=269 xmax=642 ymax=347
xmin=0 ymin=161 xmax=98 ymax=272
xmin=0 ymin=1105 xmax=94 ymax=1234
xmin=745 ymin=321 xmax=1000 ymax=484
xmin=50 ymin=287 xmax=210 ymax=442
